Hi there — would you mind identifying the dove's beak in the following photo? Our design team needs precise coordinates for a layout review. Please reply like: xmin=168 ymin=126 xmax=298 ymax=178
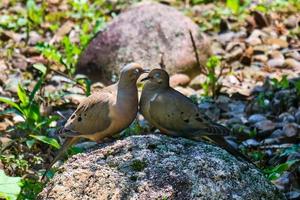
xmin=142 ymin=69 xmax=150 ymax=73
xmin=141 ymin=75 xmax=150 ymax=82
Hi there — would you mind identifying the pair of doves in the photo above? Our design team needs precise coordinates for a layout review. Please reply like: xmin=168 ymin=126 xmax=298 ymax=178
xmin=42 ymin=63 xmax=251 ymax=180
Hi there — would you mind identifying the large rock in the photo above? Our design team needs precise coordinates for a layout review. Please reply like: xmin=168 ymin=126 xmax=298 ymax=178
xmin=76 ymin=2 xmax=211 ymax=83
xmin=38 ymin=134 xmax=284 ymax=200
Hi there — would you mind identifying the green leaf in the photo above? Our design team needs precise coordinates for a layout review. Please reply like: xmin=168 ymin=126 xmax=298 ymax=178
xmin=226 ymin=0 xmax=240 ymax=14
xmin=29 ymin=135 xmax=60 ymax=149
xmin=75 ymin=75 xmax=91 ymax=96
xmin=17 ymin=83 xmax=29 ymax=107
xmin=0 ymin=96 xmax=23 ymax=114
xmin=33 ymin=63 xmax=47 ymax=75
xmin=29 ymin=75 xmax=44 ymax=102
xmin=295 ymin=80 xmax=300 ymax=95
xmin=0 ymin=170 xmax=22 ymax=200
xmin=26 ymin=0 xmax=43 ymax=25
xmin=206 ymin=55 xmax=220 ymax=69
xmin=26 ymin=139 xmax=36 ymax=149
xmin=264 ymin=160 xmax=299 ymax=180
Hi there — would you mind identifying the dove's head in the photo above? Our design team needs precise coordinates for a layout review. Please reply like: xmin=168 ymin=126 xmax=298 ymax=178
xmin=119 ymin=63 xmax=149 ymax=84
xmin=141 ymin=69 xmax=170 ymax=89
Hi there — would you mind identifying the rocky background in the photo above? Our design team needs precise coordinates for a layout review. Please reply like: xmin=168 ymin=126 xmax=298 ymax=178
xmin=0 ymin=0 xmax=299 ymax=199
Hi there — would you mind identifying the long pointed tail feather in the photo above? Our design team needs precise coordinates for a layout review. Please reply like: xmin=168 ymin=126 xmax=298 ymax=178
xmin=41 ymin=137 xmax=79 ymax=181
xmin=184 ymin=129 xmax=255 ymax=165
xmin=206 ymin=135 xmax=255 ymax=164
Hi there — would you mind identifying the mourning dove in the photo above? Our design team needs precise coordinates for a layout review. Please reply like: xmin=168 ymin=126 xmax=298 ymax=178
xmin=43 ymin=63 xmax=147 ymax=179
xmin=140 ymin=69 xmax=251 ymax=162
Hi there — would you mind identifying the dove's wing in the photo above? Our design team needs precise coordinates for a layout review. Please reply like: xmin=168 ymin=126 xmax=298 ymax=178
xmin=63 ymin=90 xmax=115 ymax=137
xmin=148 ymin=88 xmax=229 ymax=136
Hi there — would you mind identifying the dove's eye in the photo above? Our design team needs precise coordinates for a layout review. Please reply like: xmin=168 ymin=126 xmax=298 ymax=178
xmin=154 ymin=73 xmax=160 ymax=78
xmin=134 ymin=69 xmax=139 ymax=74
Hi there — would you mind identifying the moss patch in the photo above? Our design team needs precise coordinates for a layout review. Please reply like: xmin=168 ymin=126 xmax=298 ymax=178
xmin=131 ymin=159 xmax=147 ymax=171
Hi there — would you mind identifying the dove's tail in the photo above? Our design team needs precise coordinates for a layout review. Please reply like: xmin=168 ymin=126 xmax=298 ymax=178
xmin=204 ymin=122 xmax=231 ymax=136
xmin=207 ymin=135 xmax=255 ymax=165
xmin=41 ymin=137 xmax=79 ymax=181
xmin=186 ymin=126 xmax=254 ymax=165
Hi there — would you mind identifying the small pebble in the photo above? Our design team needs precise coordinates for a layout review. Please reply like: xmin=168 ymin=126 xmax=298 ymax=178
xmin=278 ymin=112 xmax=295 ymax=123
xmin=248 ymin=114 xmax=267 ymax=124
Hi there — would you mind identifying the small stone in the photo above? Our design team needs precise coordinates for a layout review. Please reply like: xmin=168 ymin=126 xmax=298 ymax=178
xmin=267 ymin=58 xmax=285 ymax=68
xmin=4 ymin=73 xmax=22 ymax=93
xmin=284 ymin=15 xmax=299 ymax=29
xmin=215 ymin=95 xmax=230 ymax=111
xmin=13 ymin=115 xmax=25 ymax=123
xmin=285 ymin=191 xmax=300 ymax=200
xmin=228 ymin=102 xmax=246 ymax=114
xmin=12 ymin=58 xmax=28 ymax=70
xmin=253 ymin=54 xmax=268 ymax=62
xmin=295 ymin=109 xmax=300 ymax=124
xmin=169 ymin=74 xmax=190 ymax=87
xmin=226 ymin=42 xmax=245 ymax=52
xmin=252 ymin=45 xmax=269 ymax=55
xmin=218 ymin=32 xmax=236 ymax=46
xmin=211 ymin=42 xmax=225 ymax=55
xmin=254 ymin=120 xmax=276 ymax=133
xmin=265 ymin=38 xmax=288 ymax=49
xmin=64 ymin=94 xmax=86 ymax=105
xmin=227 ymin=117 xmax=243 ymax=125
xmin=219 ymin=18 xmax=230 ymax=33
xmin=245 ymin=30 xmax=266 ymax=46
xmin=285 ymin=50 xmax=300 ymax=61
xmin=28 ymin=31 xmax=42 ymax=45
xmin=282 ymin=123 xmax=299 ymax=137
xmin=51 ymin=75 xmax=74 ymax=85
xmin=242 ymin=139 xmax=260 ymax=147
xmin=284 ymin=58 xmax=300 ymax=69
xmin=252 ymin=11 xmax=270 ymax=28
xmin=232 ymin=124 xmax=249 ymax=134
xmin=287 ymin=152 xmax=300 ymax=161
xmin=269 ymin=129 xmax=284 ymax=138
xmin=278 ymin=112 xmax=295 ymax=123
xmin=174 ymin=86 xmax=196 ymax=97
xmin=248 ymin=114 xmax=266 ymax=124
xmin=273 ymin=172 xmax=291 ymax=191
xmin=189 ymin=74 xmax=207 ymax=90
xmin=227 ymin=75 xmax=240 ymax=85
xmin=224 ymin=47 xmax=244 ymax=62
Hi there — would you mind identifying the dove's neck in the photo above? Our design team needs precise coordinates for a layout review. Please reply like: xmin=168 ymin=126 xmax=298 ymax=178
xmin=115 ymin=80 xmax=138 ymax=124
xmin=117 ymin=79 xmax=138 ymax=106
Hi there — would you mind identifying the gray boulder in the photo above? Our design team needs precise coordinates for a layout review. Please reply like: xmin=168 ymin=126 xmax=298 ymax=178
xmin=76 ymin=2 xmax=211 ymax=83
xmin=38 ymin=134 xmax=284 ymax=200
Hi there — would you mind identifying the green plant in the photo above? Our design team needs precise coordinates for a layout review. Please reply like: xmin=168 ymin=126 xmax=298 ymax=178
xmin=264 ymin=159 xmax=300 ymax=180
xmin=0 ymin=170 xmax=22 ymax=200
xmin=26 ymin=0 xmax=44 ymax=26
xmin=256 ymin=93 xmax=270 ymax=110
xmin=35 ymin=42 xmax=62 ymax=64
xmin=18 ymin=178 xmax=44 ymax=200
xmin=202 ymin=55 xmax=223 ymax=97
xmin=270 ymin=75 xmax=289 ymax=90
xmin=294 ymin=79 xmax=300 ymax=96
xmin=226 ymin=0 xmax=240 ymax=14
xmin=130 ymin=159 xmax=147 ymax=171
xmin=0 ymin=64 xmax=60 ymax=150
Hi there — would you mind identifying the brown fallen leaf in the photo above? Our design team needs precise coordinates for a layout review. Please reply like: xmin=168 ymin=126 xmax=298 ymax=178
xmin=265 ymin=38 xmax=288 ymax=48
xmin=50 ymin=21 xmax=75 ymax=44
